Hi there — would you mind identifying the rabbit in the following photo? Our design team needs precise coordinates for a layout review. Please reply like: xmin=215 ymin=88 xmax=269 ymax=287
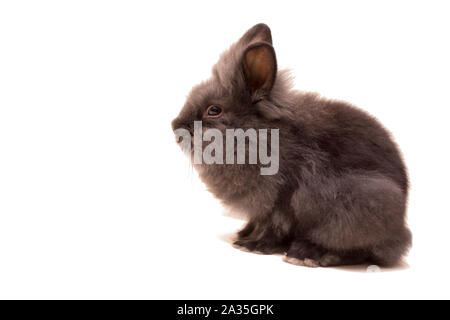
xmin=172 ymin=23 xmax=411 ymax=267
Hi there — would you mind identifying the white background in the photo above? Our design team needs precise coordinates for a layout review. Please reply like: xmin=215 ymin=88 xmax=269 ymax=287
xmin=1 ymin=0 xmax=449 ymax=299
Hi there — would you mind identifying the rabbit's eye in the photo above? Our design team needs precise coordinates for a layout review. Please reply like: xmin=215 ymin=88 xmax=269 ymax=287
xmin=205 ymin=105 xmax=223 ymax=118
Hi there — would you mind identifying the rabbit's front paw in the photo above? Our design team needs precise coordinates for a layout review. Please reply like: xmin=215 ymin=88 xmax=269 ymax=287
xmin=232 ymin=239 xmax=283 ymax=255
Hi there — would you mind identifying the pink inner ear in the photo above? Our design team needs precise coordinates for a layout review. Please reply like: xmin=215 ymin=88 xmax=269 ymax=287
xmin=244 ymin=45 xmax=275 ymax=92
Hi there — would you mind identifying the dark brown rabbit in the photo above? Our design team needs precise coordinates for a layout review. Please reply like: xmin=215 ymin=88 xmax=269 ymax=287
xmin=172 ymin=23 xmax=411 ymax=267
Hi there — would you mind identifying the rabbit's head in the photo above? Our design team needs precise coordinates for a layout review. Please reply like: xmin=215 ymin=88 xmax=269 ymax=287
xmin=172 ymin=23 xmax=298 ymax=197
xmin=172 ymin=24 xmax=296 ymax=136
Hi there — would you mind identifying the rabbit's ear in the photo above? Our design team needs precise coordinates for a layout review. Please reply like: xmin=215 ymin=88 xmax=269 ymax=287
xmin=242 ymin=42 xmax=277 ymax=93
xmin=239 ymin=23 xmax=272 ymax=45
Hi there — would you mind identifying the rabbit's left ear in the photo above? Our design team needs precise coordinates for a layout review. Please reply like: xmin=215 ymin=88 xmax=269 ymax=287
xmin=242 ymin=42 xmax=277 ymax=93
xmin=239 ymin=23 xmax=273 ymax=45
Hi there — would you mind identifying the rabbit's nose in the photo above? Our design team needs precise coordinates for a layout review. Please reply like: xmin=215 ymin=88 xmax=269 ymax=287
xmin=171 ymin=117 xmax=192 ymax=132
xmin=171 ymin=117 xmax=182 ymax=131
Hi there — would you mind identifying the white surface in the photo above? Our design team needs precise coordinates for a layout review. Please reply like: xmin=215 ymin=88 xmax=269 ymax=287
xmin=0 ymin=0 xmax=449 ymax=299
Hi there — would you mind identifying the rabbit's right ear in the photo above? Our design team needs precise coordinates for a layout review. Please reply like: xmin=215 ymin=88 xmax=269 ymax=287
xmin=238 ymin=24 xmax=276 ymax=94
xmin=242 ymin=42 xmax=277 ymax=93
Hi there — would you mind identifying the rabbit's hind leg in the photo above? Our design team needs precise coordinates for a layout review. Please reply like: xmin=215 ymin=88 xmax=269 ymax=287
xmin=283 ymin=239 xmax=370 ymax=267
xmin=283 ymin=239 xmax=325 ymax=268
xmin=307 ymin=174 xmax=411 ymax=267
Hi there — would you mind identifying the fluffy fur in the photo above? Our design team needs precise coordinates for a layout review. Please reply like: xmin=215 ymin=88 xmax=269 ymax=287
xmin=172 ymin=24 xmax=411 ymax=267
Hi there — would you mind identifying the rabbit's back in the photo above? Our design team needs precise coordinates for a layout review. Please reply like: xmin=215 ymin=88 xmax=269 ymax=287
xmin=291 ymin=94 xmax=408 ymax=194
